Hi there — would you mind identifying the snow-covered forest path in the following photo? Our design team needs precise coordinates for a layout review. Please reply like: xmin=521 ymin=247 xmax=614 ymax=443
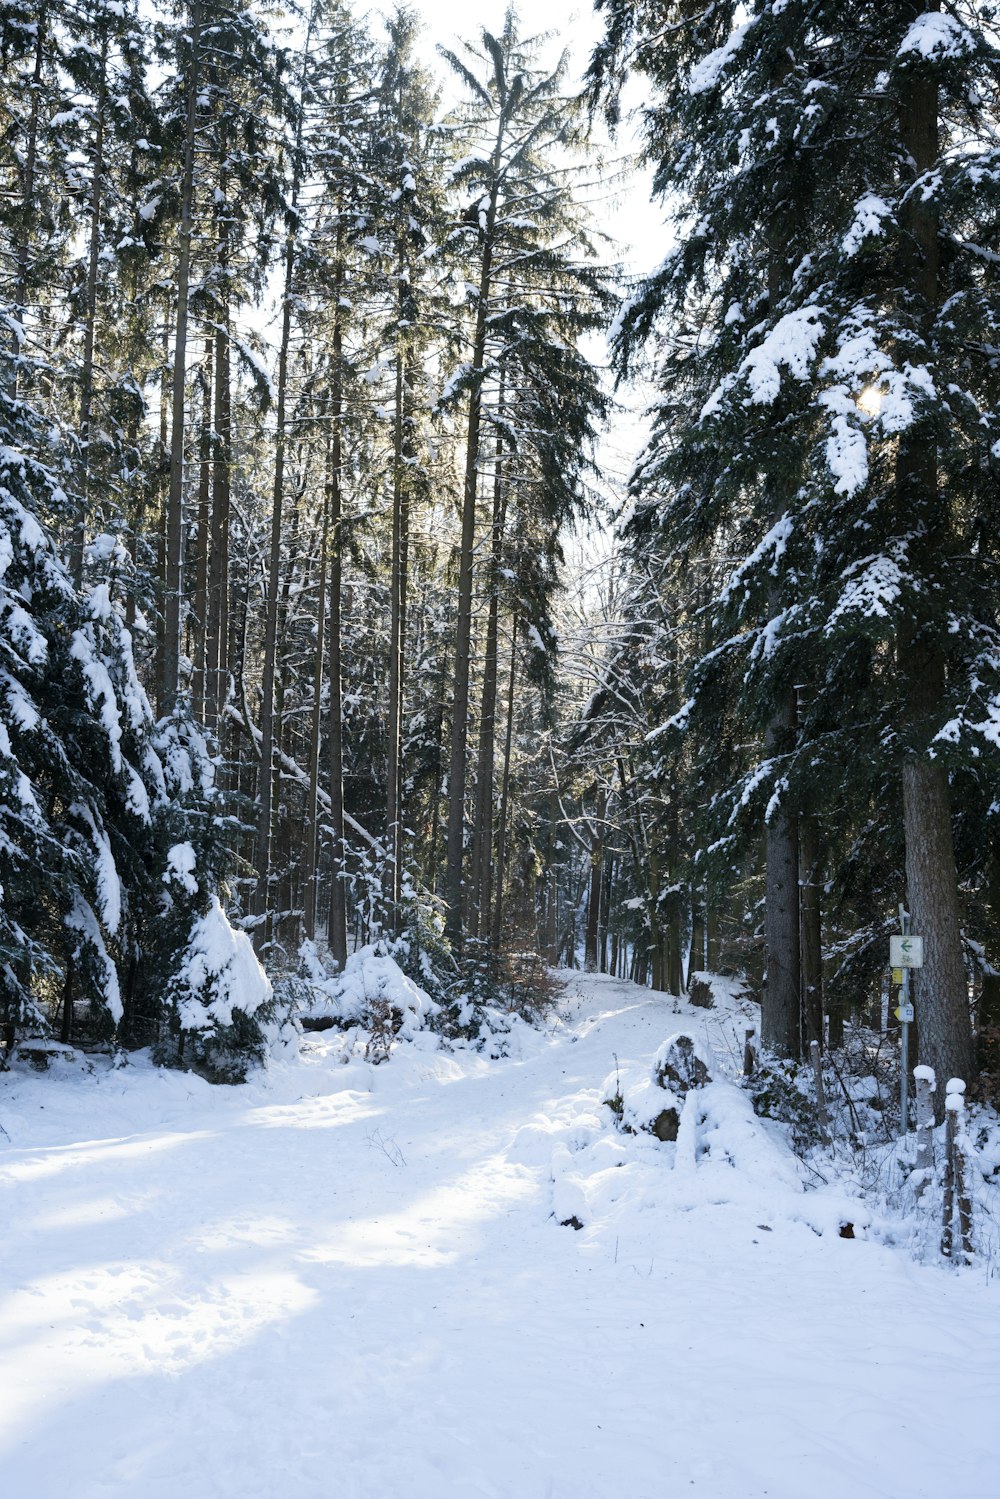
xmin=2 ymin=973 xmax=998 ymax=1498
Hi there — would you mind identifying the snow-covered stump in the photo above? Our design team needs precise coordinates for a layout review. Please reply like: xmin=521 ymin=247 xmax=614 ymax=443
xmin=809 ymin=1040 xmax=830 ymax=1143
xmin=941 ymin=1080 xmax=974 ymax=1264
xmin=912 ymin=1065 xmax=936 ymax=1196
xmin=604 ymin=1032 xmax=714 ymax=1143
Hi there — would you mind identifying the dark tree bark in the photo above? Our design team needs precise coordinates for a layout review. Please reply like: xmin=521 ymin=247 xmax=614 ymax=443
xmin=897 ymin=0 xmax=973 ymax=1111
xmin=469 ymin=392 xmax=507 ymax=943
xmin=763 ymin=690 xmax=801 ymax=1056
xmin=799 ymin=815 xmax=823 ymax=1050
xmin=160 ymin=2 xmax=200 ymax=714
xmin=303 ymin=479 xmax=330 ymax=942
xmin=326 ymin=262 xmax=348 ymax=969
xmin=191 ymin=336 xmax=213 ymax=719
xmin=71 ymin=20 xmax=109 ymax=583
xmin=384 ymin=341 xmax=413 ymax=930
xmin=444 ymin=113 xmax=505 ymax=945
xmin=489 ymin=618 xmax=517 ymax=956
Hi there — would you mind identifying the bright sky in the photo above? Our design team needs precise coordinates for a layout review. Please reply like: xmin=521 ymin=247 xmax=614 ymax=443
xmin=400 ymin=0 xmax=665 ymax=511
xmin=370 ymin=0 xmax=667 ymax=281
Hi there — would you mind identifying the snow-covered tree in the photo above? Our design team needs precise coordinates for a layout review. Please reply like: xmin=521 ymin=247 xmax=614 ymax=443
xmin=591 ymin=1 xmax=1000 ymax=1089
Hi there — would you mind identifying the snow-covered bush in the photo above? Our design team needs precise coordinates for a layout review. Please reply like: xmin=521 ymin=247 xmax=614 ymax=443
xmin=297 ymin=941 xmax=439 ymax=1060
xmin=159 ymin=897 xmax=297 ymax=1082
xmin=745 ymin=1053 xmax=829 ymax=1151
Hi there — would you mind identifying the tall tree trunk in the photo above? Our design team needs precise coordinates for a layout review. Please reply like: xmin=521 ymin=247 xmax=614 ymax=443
xmin=206 ymin=310 xmax=230 ymax=729
xmin=160 ymin=2 xmax=200 ymax=714
xmin=799 ymin=815 xmax=823 ymax=1050
xmin=255 ymin=203 xmax=298 ymax=930
xmin=155 ymin=298 xmax=170 ymax=695
xmin=444 ymin=150 xmax=502 ymax=945
xmin=326 ymin=269 xmax=348 ymax=969
xmin=303 ymin=480 xmax=330 ymax=942
xmin=898 ymin=0 xmax=973 ymax=1111
xmin=384 ymin=337 xmax=413 ymax=931
xmin=584 ymin=834 xmax=603 ymax=974
xmin=469 ymin=389 xmax=507 ymax=943
xmin=490 ymin=617 xmax=517 ymax=955
xmin=688 ymin=898 xmax=705 ymax=987
xmin=191 ymin=335 xmax=213 ymax=719
xmin=71 ymin=21 xmax=109 ymax=583
xmin=763 ymin=689 xmax=801 ymax=1056
xmin=759 ymin=85 xmax=801 ymax=1055
xmin=10 ymin=5 xmax=46 ymax=372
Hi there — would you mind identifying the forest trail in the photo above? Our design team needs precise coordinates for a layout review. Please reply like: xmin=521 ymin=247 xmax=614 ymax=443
xmin=2 ymin=972 xmax=998 ymax=1499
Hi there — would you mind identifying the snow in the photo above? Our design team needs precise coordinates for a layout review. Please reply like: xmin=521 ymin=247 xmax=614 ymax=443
xmin=65 ymin=896 xmax=123 ymax=1024
xmin=70 ymin=800 xmax=121 ymax=935
xmin=819 ymin=384 xmax=869 ymax=495
xmin=69 ymin=627 xmax=123 ymax=771
xmin=1 ymin=972 xmax=998 ymax=1498
xmin=841 ymin=193 xmax=892 ymax=256
xmin=720 ymin=513 xmax=793 ymax=603
xmin=688 ymin=22 xmax=753 ymax=95
xmin=701 ymin=306 xmax=824 ymax=416
xmin=898 ymin=12 xmax=977 ymax=62
xmin=164 ymin=841 xmax=198 ymax=896
xmin=233 ymin=341 xmax=275 ymax=405
xmin=828 ymin=547 xmax=907 ymax=625
xmin=176 ymin=897 xmax=271 ymax=1032
xmin=300 ymin=944 xmax=439 ymax=1042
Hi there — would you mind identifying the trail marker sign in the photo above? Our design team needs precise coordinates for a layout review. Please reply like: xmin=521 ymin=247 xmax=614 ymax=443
xmin=890 ymin=935 xmax=923 ymax=969
xmin=894 ymin=1003 xmax=914 ymax=1024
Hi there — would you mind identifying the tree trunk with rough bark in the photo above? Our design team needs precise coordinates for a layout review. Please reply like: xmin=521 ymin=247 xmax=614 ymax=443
xmin=799 ymin=815 xmax=823 ymax=1050
xmin=326 ymin=259 xmax=348 ymax=970
xmin=763 ymin=689 xmax=801 ymax=1056
xmin=160 ymin=3 xmax=200 ymax=714
xmin=489 ymin=618 xmax=517 ymax=956
xmin=897 ymin=0 xmax=973 ymax=1113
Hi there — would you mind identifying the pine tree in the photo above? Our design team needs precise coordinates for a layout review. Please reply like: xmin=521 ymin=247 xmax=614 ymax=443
xmin=438 ymin=8 xmax=611 ymax=948
xmin=591 ymin=1 xmax=1000 ymax=1090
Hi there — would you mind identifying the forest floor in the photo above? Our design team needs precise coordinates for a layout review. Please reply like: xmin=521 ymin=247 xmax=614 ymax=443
xmin=2 ymin=971 xmax=998 ymax=1498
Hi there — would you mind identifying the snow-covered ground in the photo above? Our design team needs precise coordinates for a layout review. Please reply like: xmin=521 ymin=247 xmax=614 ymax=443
xmin=2 ymin=972 xmax=998 ymax=1499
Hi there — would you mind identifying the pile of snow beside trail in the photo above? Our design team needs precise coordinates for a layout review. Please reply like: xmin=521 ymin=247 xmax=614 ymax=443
xmin=553 ymin=1073 xmax=867 ymax=1242
xmin=687 ymin=970 xmax=751 ymax=1008
xmin=603 ymin=1031 xmax=715 ymax=1136
xmin=302 ymin=945 xmax=439 ymax=1041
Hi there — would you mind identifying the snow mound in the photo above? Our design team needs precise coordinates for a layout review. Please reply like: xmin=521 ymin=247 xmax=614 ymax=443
xmin=302 ymin=944 xmax=440 ymax=1043
xmin=604 ymin=1031 xmax=717 ymax=1142
xmin=652 ymin=1031 xmax=714 ymax=1091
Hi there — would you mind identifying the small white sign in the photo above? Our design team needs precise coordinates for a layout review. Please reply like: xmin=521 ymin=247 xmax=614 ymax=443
xmin=890 ymin=935 xmax=924 ymax=969
xmin=894 ymin=1003 xmax=914 ymax=1024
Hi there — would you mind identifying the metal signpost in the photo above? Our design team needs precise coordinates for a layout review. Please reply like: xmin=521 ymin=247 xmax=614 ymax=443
xmin=890 ymin=909 xmax=923 ymax=1131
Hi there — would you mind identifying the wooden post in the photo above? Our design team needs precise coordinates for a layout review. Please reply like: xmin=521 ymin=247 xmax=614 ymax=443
xmin=941 ymin=1078 xmax=974 ymax=1263
xmin=743 ymin=1027 xmax=756 ymax=1078
xmin=810 ymin=1039 xmax=830 ymax=1142
xmin=940 ymin=1100 xmax=956 ymax=1260
xmin=912 ymin=1064 xmax=935 ymax=1196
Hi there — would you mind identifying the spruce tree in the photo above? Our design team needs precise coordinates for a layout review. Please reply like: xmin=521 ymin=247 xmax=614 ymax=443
xmin=591 ymin=1 xmax=1000 ymax=1091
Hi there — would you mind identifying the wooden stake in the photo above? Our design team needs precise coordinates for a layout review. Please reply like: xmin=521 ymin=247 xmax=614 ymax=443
xmin=912 ymin=1064 xmax=935 ymax=1196
xmin=810 ymin=1039 xmax=830 ymax=1142
xmin=941 ymin=1079 xmax=973 ymax=1263
xmin=940 ymin=1103 xmax=955 ymax=1260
